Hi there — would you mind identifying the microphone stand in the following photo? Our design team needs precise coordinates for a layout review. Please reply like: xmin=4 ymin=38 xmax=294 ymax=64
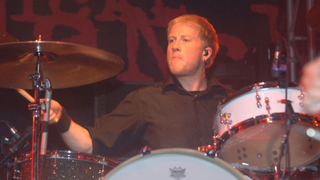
xmin=274 ymin=39 xmax=297 ymax=180
xmin=39 ymin=78 xmax=52 ymax=179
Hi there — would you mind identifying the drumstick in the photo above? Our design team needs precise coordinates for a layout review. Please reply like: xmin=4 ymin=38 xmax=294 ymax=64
xmin=16 ymin=89 xmax=34 ymax=102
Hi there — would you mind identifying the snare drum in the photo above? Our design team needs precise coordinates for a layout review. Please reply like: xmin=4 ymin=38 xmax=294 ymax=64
xmin=214 ymin=82 xmax=320 ymax=173
xmin=14 ymin=150 xmax=118 ymax=180
xmin=103 ymin=148 xmax=248 ymax=180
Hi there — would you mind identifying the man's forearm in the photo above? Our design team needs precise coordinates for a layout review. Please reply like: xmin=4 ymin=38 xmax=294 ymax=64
xmin=60 ymin=120 xmax=93 ymax=154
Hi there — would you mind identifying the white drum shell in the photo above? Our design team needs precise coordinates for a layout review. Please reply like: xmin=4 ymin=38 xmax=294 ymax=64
xmin=215 ymin=86 xmax=305 ymax=136
xmin=103 ymin=148 xmax=248 ymax=180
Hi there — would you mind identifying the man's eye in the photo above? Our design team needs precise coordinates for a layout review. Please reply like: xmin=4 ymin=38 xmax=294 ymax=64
xmin=183 ymin=39 xmax=190 ymax=42
xmin=169 ymin=39 xmax=175 ymax=43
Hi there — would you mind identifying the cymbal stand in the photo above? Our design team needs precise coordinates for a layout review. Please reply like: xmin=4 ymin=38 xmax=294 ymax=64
xmin=28 ymin=49 xmax=47 ymax=180
xmin=273 ymin=38 xmax=297 ymax=180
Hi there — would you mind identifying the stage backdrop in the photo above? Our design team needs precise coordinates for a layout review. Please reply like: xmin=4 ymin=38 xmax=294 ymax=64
xmin=0 ymin=0 xmax=314 ymax=177
xmin=0 ymin=0 xmax=290 ymax=84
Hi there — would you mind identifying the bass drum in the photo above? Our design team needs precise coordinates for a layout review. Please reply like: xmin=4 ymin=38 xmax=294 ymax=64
xmin=14 ymin=150 xmax=118 ymax=180
xmin=103 ymin=148 xmax=248 ymax=180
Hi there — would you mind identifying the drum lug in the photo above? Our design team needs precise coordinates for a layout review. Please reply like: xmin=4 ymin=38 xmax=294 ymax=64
xmin=254 ymin=84 xmax=262 ymax=108
xmin=298 ymin=86 xmax=305 ymax=107
xmin=11 ymin=156 xmax=21 ymax=180
xmin=210 ymin=128 xmax=219 ymax=157
xmin=52 ymin=151 xmax=58 ymax=175
xmin=98 ymin=170 xmax=105 ymax=180
xmin=265 ymin=97 xmax=271 ymax=115
xmin=218 ymin=102 xmax=233 ymax=130
xmin=13 ymin=169 xmax=21 ymax=179
xmin=220 ymin=113 xmax=232 ymax=125
xmin=98 ymin=157 xmax=105 ymax=179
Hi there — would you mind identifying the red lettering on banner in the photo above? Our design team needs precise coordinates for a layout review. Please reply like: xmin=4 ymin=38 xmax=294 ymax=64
xmin=95 ymin=0 xmax=186 ymax=81
xmin=218 ymin=33 xmax=248 ymax=60
xmin=251 ymin=4 xmax=281 ymax=43
xmin=0 ymin=1 xmax=6 ymax=32
xmin=11 ymin=0 xmax=97 ymax=47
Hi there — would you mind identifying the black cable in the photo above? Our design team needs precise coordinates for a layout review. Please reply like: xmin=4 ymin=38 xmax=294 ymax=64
xmin=0 ymin=120 xmax=12 ymax=130
xmin=0 ymin=120 xmax=12 ymax=155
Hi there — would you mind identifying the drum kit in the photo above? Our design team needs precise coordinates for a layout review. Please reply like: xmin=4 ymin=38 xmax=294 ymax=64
xmin=1 ymin=4 xmax=320 ymax=179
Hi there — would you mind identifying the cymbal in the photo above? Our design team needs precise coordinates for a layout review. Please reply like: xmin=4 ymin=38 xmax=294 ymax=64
xmin=0 ymin=31 xmax=19 ymax=43
xmin=0 ymin=41 xmax=124 ymax=89
xmin=307 ymin=1 xmax=320 ymax=31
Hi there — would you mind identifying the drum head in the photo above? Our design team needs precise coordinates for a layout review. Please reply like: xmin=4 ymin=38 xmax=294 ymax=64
xmin=219 ymin=114 xmax=320 ymax=172
xmin=104 ymin=148 xmax=248 ymax=180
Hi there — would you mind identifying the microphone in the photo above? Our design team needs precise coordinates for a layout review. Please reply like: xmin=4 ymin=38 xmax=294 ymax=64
xmin=7 ymin=121 xmax=29 ymax=149
xmin=7 ymin=122 xmax=20 ymax=143
xmin=0 ymin=126 xmax=32 ymax=167
xmin=9 ymin=126 xmax=32 ymax=153
xmin=271 ymin=40 xmax=281 ymax=78
xmin=40 ymin=78 xmax=52 ymax=156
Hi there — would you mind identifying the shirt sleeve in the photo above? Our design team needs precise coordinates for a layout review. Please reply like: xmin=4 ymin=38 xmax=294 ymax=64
xmin=85 ymin=90 xmax=145 ymax=156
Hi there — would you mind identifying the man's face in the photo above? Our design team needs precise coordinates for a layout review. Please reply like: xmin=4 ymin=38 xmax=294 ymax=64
xmin=167 ymin=22 xmax=205 ymax=77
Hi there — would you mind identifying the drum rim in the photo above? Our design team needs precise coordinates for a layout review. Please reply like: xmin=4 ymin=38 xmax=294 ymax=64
xmin=219 ymin=113 xmax=317 ymax=142
xmin=103 ymin=148 xmax=248 ymax=180
xmin=221 ymin=81 xmax=301 ymax=106
xmin=17 ymin=150 xmax=118 ymax=167
xmin=218 ymin=113 xmax=320 ymax=172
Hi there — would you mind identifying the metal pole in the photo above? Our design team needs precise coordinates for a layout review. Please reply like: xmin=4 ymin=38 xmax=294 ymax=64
xmin=306 ymin=0 xmax=316 ymax=61
xmin=286 ymin=0 xmax=297 ymax=82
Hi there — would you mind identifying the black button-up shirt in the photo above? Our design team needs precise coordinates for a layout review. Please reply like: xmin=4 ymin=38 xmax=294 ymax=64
xmin=86 ymin=74 xmax=233 ymax=157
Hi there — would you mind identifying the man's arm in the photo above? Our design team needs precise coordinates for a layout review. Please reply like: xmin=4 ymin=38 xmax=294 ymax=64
xmin=60 ymin=120 xmax=93 ymax=153
xmin=48 ymin=99 xmax=93 ymax=153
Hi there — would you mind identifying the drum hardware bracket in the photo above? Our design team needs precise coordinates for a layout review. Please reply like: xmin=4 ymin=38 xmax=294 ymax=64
xmin=298 ymin=87 xmax=305 ymax=107
xmin=265 ymin=97 xmax=271 ymax=115
xmin=12 ymin=157 xmax=20 ymax=180
xmin=218 ymin=102 xmax=233 ymax=127
xmin=207 ymin=127 xmax=219 ymax=158
xmin=274 ymin=101 xmax=298 ymax=180
xmin=140 ymin=145 xmax=152 ymax=156
xmin=219 ymin=113 xmax=232 ymax=127
xmin=51 ymin=151 xmax=59 ymax=176
xmin=99 ymin=157 xmax=106 ymax=179
xmin=205 ymin=149 xmax=216 ymax=158
xmin=254 ymin=84 xmax=262 ymax=108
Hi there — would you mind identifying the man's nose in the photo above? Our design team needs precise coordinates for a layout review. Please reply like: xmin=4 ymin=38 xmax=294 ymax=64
xmin=172 ymin=41 xmax=181 ymax=52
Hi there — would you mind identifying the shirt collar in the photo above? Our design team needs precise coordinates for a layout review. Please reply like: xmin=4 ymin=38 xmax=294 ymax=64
xmin=161 ymin=73 xmax=223 ymax=93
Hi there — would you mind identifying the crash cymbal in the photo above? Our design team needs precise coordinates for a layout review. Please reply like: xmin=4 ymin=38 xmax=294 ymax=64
xmin=0 ymin=41 xmax=124 ymax=89
xmin=307 ymin=1 xmax=320 ymax=31
xmin=0 ymin=31 xmax=19 ymax=43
